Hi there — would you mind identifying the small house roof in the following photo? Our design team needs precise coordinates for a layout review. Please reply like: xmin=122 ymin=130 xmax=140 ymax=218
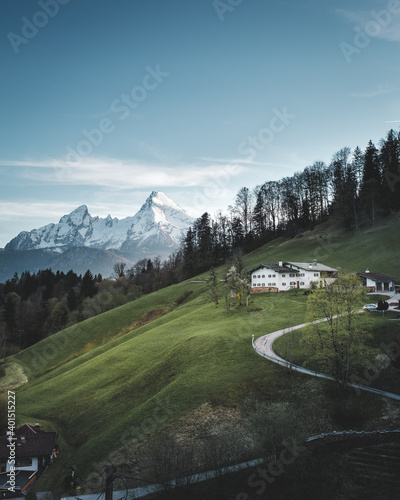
xmin=0 ymin=470 xmax=36 ymax=491
xmin=284 ymin=261 xmax=338 ymax=273
xmin=358 ymin=272 xmax=397 ymax=283
xmin=248 ymin=263 xmax=292 ymax=274
xmin=0 ymin=424 xmax=57 ymax=460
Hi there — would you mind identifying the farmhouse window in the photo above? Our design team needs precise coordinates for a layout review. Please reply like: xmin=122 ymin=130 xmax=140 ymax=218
xmin=16 ymin=458 xmax=33 ymax=467
xmin=282 ymin=283 xmax=286 ymax=286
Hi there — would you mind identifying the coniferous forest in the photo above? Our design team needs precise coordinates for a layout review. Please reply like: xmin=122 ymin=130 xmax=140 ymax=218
xmin=180 ymin=129 xmax=400 ymax=276
xmin=1 ymin=129 xmax=399 ymax=354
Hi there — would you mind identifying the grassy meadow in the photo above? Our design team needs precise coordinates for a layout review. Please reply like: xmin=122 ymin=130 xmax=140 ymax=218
xmin=3 ymin=213 xmax=400 ymax=493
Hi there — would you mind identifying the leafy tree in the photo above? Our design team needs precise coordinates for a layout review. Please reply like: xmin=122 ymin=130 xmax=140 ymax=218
xmin=247 ymin=401 xmax=306 ymax=458
xmin=234 ymin=186 xmax=253 ymax=236
xmin=45 ymin=300 xmax=69 ymax=334
xmin=113 ymin=262 xmax=126 ymax=279
xmin=302 ymin=274 xmax=371 ymax=388
xmin=377 ymin=300 xmax=389 ymax=315
xmin=208 ymin=268 xmax=219 ymax=307
xmin=225 ymin=263 xmax=250 ymax=307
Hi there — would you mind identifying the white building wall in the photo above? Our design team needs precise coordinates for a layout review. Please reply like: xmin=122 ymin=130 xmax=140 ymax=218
xmin=251 ymin=267 xmax=323 ymax=291
xmin=365 ymin=277 xmax=394 ymax=290
xmin=6 ymin=456 xmax=38 ymax=472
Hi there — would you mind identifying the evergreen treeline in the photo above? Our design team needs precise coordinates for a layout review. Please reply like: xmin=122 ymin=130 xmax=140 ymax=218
xmin=0 ymin=254 xmax=185 ymax=355
xmin=180 ymin=129 xmax=400 ymax=277
xmin=1 ymin=129 xmax=399 ymax=355
xmin=0 ymin=268 xmax=102 ymax=353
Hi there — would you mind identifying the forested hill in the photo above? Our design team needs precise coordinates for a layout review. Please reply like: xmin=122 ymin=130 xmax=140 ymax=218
xmin=179 ymin=129 xmax=400 ymax=278
xmin=1 ymin=128 xmax=399 ymax=355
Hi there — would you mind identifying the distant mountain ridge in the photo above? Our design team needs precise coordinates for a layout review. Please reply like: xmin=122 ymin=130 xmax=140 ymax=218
xmin=6 ymin=191 xmax=194 ymax=253
xmin=0 ymin=192 xmax=194 ymax=281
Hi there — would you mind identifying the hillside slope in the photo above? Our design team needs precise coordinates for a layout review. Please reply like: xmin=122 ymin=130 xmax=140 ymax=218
xmin=8 ymin=215 xmax=400 ymax=493
xmin=245 ymin=213 xmax=400 ymax=278
xmin=14 ymin=281 xmax=308 ymax=459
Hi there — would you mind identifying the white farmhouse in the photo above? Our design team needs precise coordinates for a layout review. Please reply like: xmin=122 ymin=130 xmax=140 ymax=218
xmin=249 ymin=259 xmax=338 ymax=293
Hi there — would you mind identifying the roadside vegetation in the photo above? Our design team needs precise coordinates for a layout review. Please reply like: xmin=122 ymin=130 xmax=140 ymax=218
xmin=274 ymin=308 xmax=400 ymax=395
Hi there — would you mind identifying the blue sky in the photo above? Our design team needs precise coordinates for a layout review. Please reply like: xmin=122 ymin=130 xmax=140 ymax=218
xmin=1 ymin=0 xmax=400 ymax=247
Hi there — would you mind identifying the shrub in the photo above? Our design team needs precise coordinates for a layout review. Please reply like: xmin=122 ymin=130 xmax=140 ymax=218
xmin=331 ymin=398 xmax=365 ymax=428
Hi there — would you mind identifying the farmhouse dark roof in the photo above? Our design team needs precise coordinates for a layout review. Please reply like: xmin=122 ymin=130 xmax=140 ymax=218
xmin=0 ymin=424 xmax=57 ymax=459
xmin=358 ymin=272 xmax=397 ymax=282
xmin=0 ymin=470 xmax=36 ymax=491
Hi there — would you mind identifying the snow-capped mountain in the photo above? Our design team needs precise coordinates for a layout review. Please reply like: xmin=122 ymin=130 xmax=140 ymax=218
xmin=5 ymin=191 xmax=194 ymax=253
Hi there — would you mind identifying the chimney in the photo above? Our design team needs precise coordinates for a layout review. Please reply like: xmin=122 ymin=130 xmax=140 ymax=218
xmin=313 ymin=259 xmax=317 ymax=266
xmin=365 ymin=269 xmax=370 ymax=274
xmin=34 ymin=423 xmax=40 ymax=431
xmin=278 ymin=260 xmax=283 ymax=267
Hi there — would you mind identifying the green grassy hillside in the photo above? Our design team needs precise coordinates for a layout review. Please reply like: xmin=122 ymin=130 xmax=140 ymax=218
xmin=245 ymin=212 xmax=400 ymax=277
xmin=15 ymin=286 xmax=309 ymax=478
xmin=7 ymin=214 xmax=400 ymax=493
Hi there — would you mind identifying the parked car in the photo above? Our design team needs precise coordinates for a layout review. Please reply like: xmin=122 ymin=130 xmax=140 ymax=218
xmin=363 ymin=303 xmax=378 ymax=310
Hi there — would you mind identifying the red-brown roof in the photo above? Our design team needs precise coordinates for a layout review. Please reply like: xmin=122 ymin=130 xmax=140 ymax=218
xmin=0 ymin=424 xmax=57 ymax=459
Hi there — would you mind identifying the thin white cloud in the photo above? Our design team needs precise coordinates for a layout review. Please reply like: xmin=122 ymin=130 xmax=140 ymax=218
xmin=196 ymin=156 xmax=277 ymax=167
xmin=0 ymin=157 xmax=248 ymax=190
xmin=337 ymin=8 xmax=400 ymax=42
xmin=0 ymin=200 xmax=144 ymax=223
xmin=0 ymin=201 xmax=80 ymax=221
xmin=349 ymin=82 xmax=398 ymax=98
